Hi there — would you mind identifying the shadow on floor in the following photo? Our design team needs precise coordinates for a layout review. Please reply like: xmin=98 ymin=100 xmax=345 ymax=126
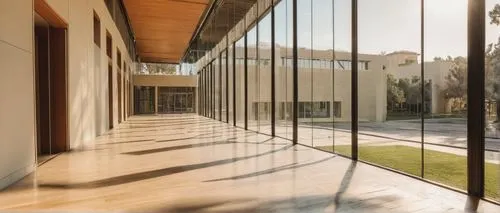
xmin=37 ymin=144 xmax=294 ymax=189
xmin=204 ymin=156 xmax=335 ymax=182
xmin=334 ymin=161 xmax=357 ymax=210
xmin=96 ymin=139 xmax=154 ymax=146
xmin=122 ymin=138 xmax=287 ymax=155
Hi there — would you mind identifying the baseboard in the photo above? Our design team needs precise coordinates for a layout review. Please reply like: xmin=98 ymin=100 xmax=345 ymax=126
xmin=0 ymin=163 xmax=35 ymax=190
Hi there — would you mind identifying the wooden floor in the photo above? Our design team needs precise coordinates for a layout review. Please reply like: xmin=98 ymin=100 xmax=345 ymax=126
xmin=0 ymin=114 xmax=499 ymax=212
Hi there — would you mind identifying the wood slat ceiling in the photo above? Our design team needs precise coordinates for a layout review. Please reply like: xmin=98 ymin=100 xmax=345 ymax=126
xmin=123 ymin=0 xmax=209 ymax=63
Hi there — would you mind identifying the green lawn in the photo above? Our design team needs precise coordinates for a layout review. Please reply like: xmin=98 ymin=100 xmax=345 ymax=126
xmin=386 ymin=113 xmax=467 ymax=121
xmin=317 ymin=145 xmax=500 ymax=200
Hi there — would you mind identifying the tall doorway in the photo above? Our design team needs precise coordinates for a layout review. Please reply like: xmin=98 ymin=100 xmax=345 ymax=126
xmin=106 ymin=32 xmax=113 ymax=129
xmin=34 ymin=8 xmax=68 ymax=164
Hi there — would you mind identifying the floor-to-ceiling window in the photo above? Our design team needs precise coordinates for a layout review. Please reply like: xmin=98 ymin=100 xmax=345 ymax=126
xmin=193 ymin=0 xmax=498 ymax=202
xmin=215 ymin=57 xmax=220 ymax=120
xmin=258 ymin=9 xmax=272 ymax=135
xmin=310 ymin=0 xmax=335 ymax=152
xmin=358 ymin=0 xmax=423 ymax=176
xmin=134 ymin=86 xmax=155 ymax=114
xmin=236 ymin=36 xmax=246 ymax=127
xmin=247 ymin=25 xmax=259 ymax=131
xmin=228 ymin=44 xmax=235 ymax=125
xmin=221 ymin=51 xmax=227 ymax=122
xmin=486 ymin=0 xmax=500 ymax=201
xmin=423 ymin=0 xmax=468 ymax=192
xmin=297 ymin=0 xmax=314 ymax=147
xmin=275 ymin=0 xmax=294 ymax=140
xmin=317 ymin=0 xmax=353 ymax=156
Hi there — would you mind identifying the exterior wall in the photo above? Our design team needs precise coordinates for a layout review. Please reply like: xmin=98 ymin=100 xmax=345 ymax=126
xmin=0 ymin=0 xmax=36 ymax=189
xmin=217 ymin=46 xmax=452 ymax=122
xmin=44 ymin=0 xmax=135 ymax=148
xmin=133 ymin=75 xmax=198 ymax=87
xmin=234 ymin=46 xmax=388 ymax=122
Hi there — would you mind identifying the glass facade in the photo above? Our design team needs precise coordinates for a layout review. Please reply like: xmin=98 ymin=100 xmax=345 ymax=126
xmin=486 ymin=0 xmax=500 ymax=202
xmin=195 ymin=0 xmax=499 ymax=202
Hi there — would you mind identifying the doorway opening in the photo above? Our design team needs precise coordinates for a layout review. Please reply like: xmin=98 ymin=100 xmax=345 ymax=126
xmin=106 ymin=31 xmax=113 ymax=129
xmin=34 ymin=6 xmax=68 ymax=165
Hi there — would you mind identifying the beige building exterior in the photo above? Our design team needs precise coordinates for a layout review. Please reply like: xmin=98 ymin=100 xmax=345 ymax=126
xmin=226 ymin=45 xmax=452 ymax=123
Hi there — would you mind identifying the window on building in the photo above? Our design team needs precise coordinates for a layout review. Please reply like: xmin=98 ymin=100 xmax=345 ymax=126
xmin=93 ymin=12 xmax=100 ymax=47
xmin=332 ymin=101 xmax=341 ymax=118
xmin=106 ymin=31 xmax=112 ymax=58
xmin=358 ymin=61 xmax=369 ymax=70
xmin=298 ymin=101 xmax=331 ymax=118
xmin=117 ymin=49 xmax=121 ymax=69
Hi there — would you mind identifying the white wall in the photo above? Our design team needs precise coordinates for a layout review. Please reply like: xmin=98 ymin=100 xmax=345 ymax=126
xmin=45 ymin=0 xmax=134 ymax=149
xmin=0 ymin=0 xmax=36 ymax=189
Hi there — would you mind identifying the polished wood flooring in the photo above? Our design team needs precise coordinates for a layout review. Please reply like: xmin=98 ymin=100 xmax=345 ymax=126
xmin=0 ymin=114 xmax=499 ymax=212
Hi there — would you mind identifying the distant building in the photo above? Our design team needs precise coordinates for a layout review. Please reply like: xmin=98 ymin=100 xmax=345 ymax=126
xmin=228 ymin=45 xmax=453 ymax=123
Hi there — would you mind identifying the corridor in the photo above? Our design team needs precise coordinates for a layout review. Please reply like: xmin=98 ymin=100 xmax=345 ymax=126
xmin=0 ymin=115 xmax=498 ymax=212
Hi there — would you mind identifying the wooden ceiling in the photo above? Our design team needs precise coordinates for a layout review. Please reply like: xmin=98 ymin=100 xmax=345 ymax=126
xmin=123 ymin=0 xmax=209 ymax=63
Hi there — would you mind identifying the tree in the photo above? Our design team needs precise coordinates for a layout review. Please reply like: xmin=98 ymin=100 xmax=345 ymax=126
xmin=387 ymin=74 xmax=405 ymax=110
xmin=140 ymin=63 xmax=177 ymax=75
xmin=488 ymin=4 xmax=500 ymax=122
xmin=443 ymin=57 xmax=467 ymax=99
xmin=441 ymin=56 xmax=467 ymax=112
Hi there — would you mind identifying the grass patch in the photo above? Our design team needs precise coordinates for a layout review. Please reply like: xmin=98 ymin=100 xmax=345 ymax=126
xmin=386 ymin=113 xmax=466 ymax=121
xmin=317 ymin=145 xmax=499 ymax=200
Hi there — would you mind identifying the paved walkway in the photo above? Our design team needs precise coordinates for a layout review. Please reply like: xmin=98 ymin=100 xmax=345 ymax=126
xmin=0 ymin=114 xmax=498 ymax=212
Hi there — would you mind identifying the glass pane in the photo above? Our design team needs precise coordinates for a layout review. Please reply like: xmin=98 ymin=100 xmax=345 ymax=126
xmin=275 ymin=0 xmax=294 ymax=140
xmin=359 ymin=0 xmax=422 ymax=176
xmin=248 ymin=25 xmax=259 ymax=131
xmin=215 ymin=57 xmax=220 ymax=120
xmin=297 ymin=0 xmax=313 ymax=147
xmin=222 ymin=51 xmax=227 ymax=122
xmin=258 ymin=11 xmax=272 ymax=135
xmin=228 ymin=45 xmax=235 ymax=124
xmin=133 ymin=86 xmax=155 ymax=114
xmin=486 ymin=0 xmax=500 ymax=202
xmin=424 ymin=0 xmax=467 ymax=191
xmin=311 ymin=0 xmax=334 ymax=151
xmin=236 ymin=36 xmax=246 ymax=127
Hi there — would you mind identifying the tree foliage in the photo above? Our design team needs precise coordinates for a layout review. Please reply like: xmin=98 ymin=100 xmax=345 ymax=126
xmin=443 ymin=56 xmax=467 ymax=100
xmin=387 ymin=75 xmax=432 ymax=114
xmin=488 ymin=4 xmax=500 ymax=121
xmin=139 ymin=63 xmax=177 ymax=75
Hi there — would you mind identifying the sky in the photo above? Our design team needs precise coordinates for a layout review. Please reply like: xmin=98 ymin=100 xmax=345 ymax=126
xmin=262 ymin=0 xmax=500 ymax=62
